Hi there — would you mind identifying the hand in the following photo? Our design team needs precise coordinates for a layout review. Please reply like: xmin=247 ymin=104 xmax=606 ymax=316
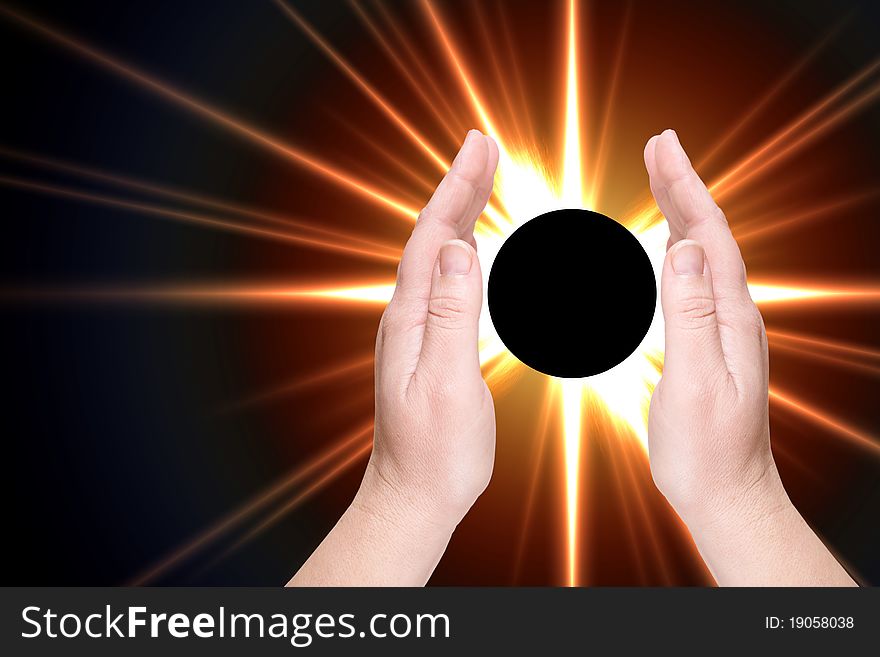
xmin=289 ymin=130 xmax=498 ymax=586
xmin=644 ymin=129 xmax=854 ymax=586
xmin=366 ymin=128 xmax=498 ymax=525
xmin=645 ymin=128 xmax=772 ymax=526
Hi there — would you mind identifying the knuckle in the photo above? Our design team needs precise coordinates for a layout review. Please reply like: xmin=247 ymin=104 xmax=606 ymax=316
xmin=674 ymin=294 xmax=717 ymax=329
xmin=427 ymin=294 xmax=471 ymax=328
xmin=380 ymin=298 xmax=427 ymax=339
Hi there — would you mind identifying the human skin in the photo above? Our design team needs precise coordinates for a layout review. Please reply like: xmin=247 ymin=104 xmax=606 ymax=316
xmin=289 ymin=129 xmax=855 ymax=587
xmin=289 ymin=130 xmax=498 ymax=585
xmin=644 ymin=129 xmax=855 ymax=586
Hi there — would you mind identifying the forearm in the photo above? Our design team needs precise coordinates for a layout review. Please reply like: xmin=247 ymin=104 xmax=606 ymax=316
xmin=288 ymin=465 xmax=456 ymax=586
xmin=683 ymin=464 xmax=856 ymax=587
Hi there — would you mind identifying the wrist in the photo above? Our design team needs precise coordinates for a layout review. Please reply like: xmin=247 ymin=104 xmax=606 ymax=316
xmin=289 ymin=460 xmax=457 ymax=586
xmin=680 ymin=456 xmax=791 ymax=538
xmin=353 ymin=461 xmax=460 ymax=543
xmin=677 ymin=457 xmax=806 ymax=585
xmin=673 ymin=457 xmax=855 ymax=586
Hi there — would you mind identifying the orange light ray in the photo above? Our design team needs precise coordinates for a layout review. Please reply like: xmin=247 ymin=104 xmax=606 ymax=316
xmin=770 ymin=388 xmax=880 ymax=455
xmin=327 ymin=111 xmax=438 ymax=197
xmin=273 ymin=0 xmax=450 ymax=173
xmin=420 ymin=0 xmax=525 ymax=226
xmin=600 ymin=421 xmax=650 ymax=584
xmin=749 ymin=282 xmax=880 ymax=304
xmin=611 ymin=424 xmax=676 ymax=586
xmin=0 ymin=175 xmax=400 ymax=262
xmin=715 ymin=82 xmax=880 ymax=202
xmin=622 ymin=56 xmax=880 ymax=233
xmin=696 ymin=16 xmax=850 ymax=171
xmin=0 ymin=146 xmax=403 ymax=257
xmin=481 ymin=352 xmax=522 ymax=392
xmin=217 ymin=353 xmax=375 ymax=415
xmin=372 ymin=0 xmax=471 ymax=137
xmin=495 ymin=0 xmax=537 ymax=148
xmin=347 ymin=0 xmax=462 ymax=144
xmin=768 ymin=438 xmax=827 ymax=487
xmin=766 ymin=329 xmax=880 ymax=361
xmin=129 ymin=422 xmax=374 ymax=585
xmin=768 ymin=339 xmax=880 ymax=377
xmin=205 ymin=440 xmax=374 ymax=573
xmin=0 ymin=4 xmax=420 ymax=220
xmin=0 ymin=281 xmax=396 ymax=306
xmin=588 ymin=3 xmax=631 ymax=210
xmin=727 ymin=163 xmax=825 ymax=219
xmin=470 ymin=0 xmax=525 ymax=147
xmin=733 ymin=190 xmax=878 ymax=243
xmin=709 ymin=60 xmax=880 ymax=200
xmin=511 ymin=380 xmax=556 ymax=584
xmin=560 ymin=379 xmax=583 ymax=587
xmin=422 ymin=0 xmax=502 ymax=142
xmin=419 ymin=1 xmax=516 ymax=230
xmin=561 ymin=0 xmax=586 ymax=208
xmin=557 ymin=0 xmax=590 ymax=588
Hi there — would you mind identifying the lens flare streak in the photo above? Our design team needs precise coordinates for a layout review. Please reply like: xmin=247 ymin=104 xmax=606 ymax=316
xmin=561 ymin=379 xmax=584 ymax=587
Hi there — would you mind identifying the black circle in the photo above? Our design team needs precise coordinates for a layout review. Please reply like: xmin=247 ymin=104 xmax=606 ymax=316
xmin=487 ymin=209 xmax=656 ymax=378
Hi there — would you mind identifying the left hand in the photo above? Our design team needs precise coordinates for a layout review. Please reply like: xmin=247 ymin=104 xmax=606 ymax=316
xmin=289 ymin=130 xmax=499 ymax=586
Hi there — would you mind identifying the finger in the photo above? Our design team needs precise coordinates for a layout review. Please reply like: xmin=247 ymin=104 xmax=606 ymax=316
xmin=380 ymin=130 xmax=498 ymax=385
xmin=650 ymin=129 xmax=749 ymax=301
xmin=413 ymin=239 xmax=483 ymax=391
xmin=397 ymin=130 xmax=491 ymax=300
xmin=660 ymin=240 xmax=729 ymax=389
xmin=644 ymin=134 xmax=683 ymax=243
xmin=461 ymin=135 xmax=499 ymax=247
xmin=650 ymin=129 xmax=764 ymax=391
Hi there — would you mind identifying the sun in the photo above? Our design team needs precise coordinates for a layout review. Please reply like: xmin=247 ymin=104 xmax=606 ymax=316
xmin=462 ymin=0 xmax=667 ymax=586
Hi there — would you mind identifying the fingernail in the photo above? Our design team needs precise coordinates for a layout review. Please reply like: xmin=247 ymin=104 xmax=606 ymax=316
xmin=438 ymin=240 xmax=473 ymax=276
xmin=672 ymin=241 xmax=704 ymax=275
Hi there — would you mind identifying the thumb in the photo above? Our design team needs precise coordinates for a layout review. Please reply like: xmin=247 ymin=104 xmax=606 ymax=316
xmin=661 ymin=240 xmax=728 ymax=386
xmin=416 ymin=239 xmax=483 ymax=385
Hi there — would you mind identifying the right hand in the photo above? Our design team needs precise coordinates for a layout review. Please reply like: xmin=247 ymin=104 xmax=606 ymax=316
xmin=643 ymin=129 xmax=854 ymax=586
xmin=644 ymin=129 xmax=774 ymax=524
